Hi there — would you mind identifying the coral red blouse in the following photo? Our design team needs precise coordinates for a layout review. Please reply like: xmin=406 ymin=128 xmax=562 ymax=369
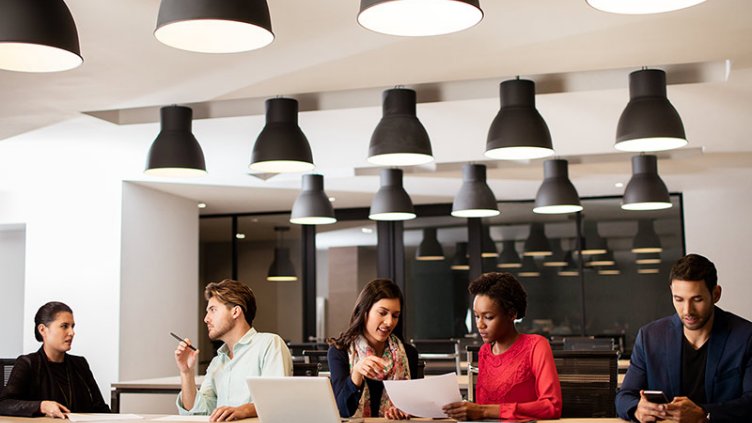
xmin=476 ymin=334 xmax=563 ymax=420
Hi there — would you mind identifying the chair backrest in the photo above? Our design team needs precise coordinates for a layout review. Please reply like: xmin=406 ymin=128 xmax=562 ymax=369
xmin=409 ymin=339 xmax=461 ymax=375
xmin=1 ymin=358 xmax=16 ymax=394
xmin=302 ymin=349 xmax=329 ymax=372
xmin=287 ymin=342 xmax=327 ymax=362
xmin=553 ymin=350 xmax=618 ymax=418
xmin=292 ymin=361 xmax=321 ymax=377
xmin=562 ymin=336 xmax=615 ymax=351
xmin=465 ymin=345 xmax=480 ymax=402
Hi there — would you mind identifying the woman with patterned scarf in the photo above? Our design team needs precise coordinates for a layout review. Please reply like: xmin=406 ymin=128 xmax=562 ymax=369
xmin=327 ymin=279 xmax=419 ymax=419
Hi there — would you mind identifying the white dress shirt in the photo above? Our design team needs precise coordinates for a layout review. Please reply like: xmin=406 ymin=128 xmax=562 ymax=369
xmin=177 ymin=327 xmax=293 ymax=415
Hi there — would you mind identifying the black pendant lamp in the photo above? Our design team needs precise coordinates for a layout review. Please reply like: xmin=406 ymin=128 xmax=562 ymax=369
xmin=145 ymin=106 xmax=207 ymax=177
xmin=367 ymin=88 xmax=433 ymax=166
xmin=523 ymin=223 xmax=552 ymax=257
xmin=497 ymin=240 xmax=522 ymax=269
xmin=599 ymin=264 xmax=621 ymax=276
xmin=544 ymin=239 xmax=568 ymax=267
xmin=416 ymin=228 xmax=444 ymax=261
xmin=587 ymin=0 xmax=705 ymax=15
xmin=451 ymin=242 xmax=469 ymax=270
xmin=482 ymin=226 xmax=498 ymax=258
xmin=518 ymin=256 xmax=541 ymax=278
xmin=638 ymin=265 xmax=661 ymax=274
xmin=267 ymin=226 xmax=297 ymax=282
xmin=622 ymin=155 xmax=672 ymax=211
xmin=369 ymin=168 xmax=416 ymax=221
xmin=357 ymin=0 xmax=483 ymax=37
xmin=615 ymin=69 xmax=687 ymax=152
xmin=485 ymin=78 xmax=554 ymax=160
xmin=250 ymin=98 xmax=314 ymax=173
xmin=534 ymin=159 xmax=583 ymax=214
xmin=155 ymin=0 xmax=274 ymax=53
xmin=290 ymin=174 xmax=336 ymax=225
xmin=0 ymin=0 xmax=82 ymax=72
xmin=632 ymin=219 xmax=662 ymax=253
xmin=636 ymin=252 xmax=661 ymax=265
xmin=580 ymin=221 xmax=608 ymax=255
xmin=452 ymin=164 xmax=500 ymax=218
xmin=558 ymin=251 xmax=579 ymax=277
xmin=586 ymin=250 xmax=616 ymax=267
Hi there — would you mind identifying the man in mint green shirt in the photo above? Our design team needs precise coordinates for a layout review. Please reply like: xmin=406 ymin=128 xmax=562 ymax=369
xmin=174 ymin=279 xmax=292 ymax=421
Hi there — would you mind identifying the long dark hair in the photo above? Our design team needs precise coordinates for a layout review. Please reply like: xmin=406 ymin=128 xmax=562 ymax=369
xmin=328 ymin=279 xmax=404 ymax=350
xmin=34 ymin=301 xmax=73 ymax=342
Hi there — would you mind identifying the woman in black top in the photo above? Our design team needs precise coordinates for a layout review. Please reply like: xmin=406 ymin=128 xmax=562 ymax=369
xmin=0 ymin=302 xmax=110 ymax=418
xmin=327 ymin=279 xmax=418 ymax=419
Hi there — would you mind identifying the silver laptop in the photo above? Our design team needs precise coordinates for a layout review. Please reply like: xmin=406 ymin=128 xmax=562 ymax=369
xmin=247 ymin=376 xmax=362 ymax=423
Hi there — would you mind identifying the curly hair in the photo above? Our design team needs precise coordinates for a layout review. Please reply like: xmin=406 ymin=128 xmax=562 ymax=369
xmin=468 ymin=272 xmax=527 ymax=319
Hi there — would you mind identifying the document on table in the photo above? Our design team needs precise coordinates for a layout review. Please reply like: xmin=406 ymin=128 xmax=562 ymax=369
xmin=66 ymin=414 xmax=143 ymax=422
xmin=152 ymin=416 xmax=210 ymax=422
xmin=383 ymin=372 xmax=462 ymax=418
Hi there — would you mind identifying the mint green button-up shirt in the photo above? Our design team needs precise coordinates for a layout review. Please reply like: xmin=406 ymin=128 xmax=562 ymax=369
xmin=177 ymin=327 xmax=293 ymax=415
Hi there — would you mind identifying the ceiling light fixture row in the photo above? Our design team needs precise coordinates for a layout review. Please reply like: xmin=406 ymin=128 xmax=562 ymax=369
xmin=143 ymin=67 xmax=680 ymax=223
xmin=1 ymin=0 xmax=707 ymax=73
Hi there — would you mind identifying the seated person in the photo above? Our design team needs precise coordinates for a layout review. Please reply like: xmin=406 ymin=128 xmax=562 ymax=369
xmin=0 ymin=302 xmax=110 ymax=418
xmin=174 ymin=279 xmax=292 ymax=422
xmin=615 ymin=254 xmax=752 ymax=422
xmin=443 ymin=272 xmax=562 ymax=421
xmin=327 ymin=279 xmax=418 ymax=420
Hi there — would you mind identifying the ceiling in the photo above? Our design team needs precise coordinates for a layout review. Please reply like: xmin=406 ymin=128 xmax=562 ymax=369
xmin=3 ymin=0 xmax=752 ymax=215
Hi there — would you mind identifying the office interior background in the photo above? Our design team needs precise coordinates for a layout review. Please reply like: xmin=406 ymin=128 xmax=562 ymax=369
xmin=1 ymin=0 xmax=751 ymax=414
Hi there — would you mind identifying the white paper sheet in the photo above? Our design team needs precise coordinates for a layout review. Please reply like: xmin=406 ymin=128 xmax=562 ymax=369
xmin=383 ymin=372 xmax=462 ymax=418
xmin=151 ymin=416 xmax=209 ymax=422
xmin=66 ymin=414 xmax=143 ymax=422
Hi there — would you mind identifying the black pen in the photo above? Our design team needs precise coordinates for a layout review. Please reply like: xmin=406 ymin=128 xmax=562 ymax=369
xmin=170 ymin=332 xmax=197 ymax=351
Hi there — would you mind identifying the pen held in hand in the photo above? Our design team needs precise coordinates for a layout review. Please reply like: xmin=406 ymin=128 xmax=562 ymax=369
xmin=170 ymin=332 xmax=197 ymax=351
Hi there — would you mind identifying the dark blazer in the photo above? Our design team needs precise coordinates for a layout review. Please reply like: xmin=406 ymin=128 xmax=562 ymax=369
xmin=616 ymin=307 xmax=752 ymax=422
xmin=0 ymin=348 xmax=110 ymax=417
xmin=328 ymin=343 xmax=419 ymax=418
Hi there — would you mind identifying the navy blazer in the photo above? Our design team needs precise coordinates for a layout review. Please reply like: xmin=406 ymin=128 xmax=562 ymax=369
xmin=615 ymin=307 xmax=752 ymax=422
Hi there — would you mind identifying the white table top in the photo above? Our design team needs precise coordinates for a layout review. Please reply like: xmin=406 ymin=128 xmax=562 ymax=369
xmin=0 ymin=415 xmax=626 ymax=423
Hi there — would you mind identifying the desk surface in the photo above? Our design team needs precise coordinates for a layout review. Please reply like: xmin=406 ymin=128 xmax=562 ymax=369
xmin=0 ymin=415 xmax=626 ymax=423
xmin=112 ymin=375 xmax=467 ymax=390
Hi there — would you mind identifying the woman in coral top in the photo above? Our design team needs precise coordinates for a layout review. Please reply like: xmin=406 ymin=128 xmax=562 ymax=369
xmin=443 ymin=272 xmax=562 ymax=421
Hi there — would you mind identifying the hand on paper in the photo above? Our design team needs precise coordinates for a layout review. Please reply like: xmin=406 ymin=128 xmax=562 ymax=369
xmin=209 ymin=403 xmax=256 ymax=422
xmin=384 ymin=405 xmax=410 ymax=420
xmin=174 ymin=338 xmax=199 ymax=374
xmin=40 ymin=400 xmax=70 ymax=419
xmin=442 ymin=401 xmax=486 ymax=421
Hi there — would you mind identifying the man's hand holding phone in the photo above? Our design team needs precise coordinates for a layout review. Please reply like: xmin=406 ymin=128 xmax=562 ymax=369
xmin=635 ymin=390 xmax=669 ymax=422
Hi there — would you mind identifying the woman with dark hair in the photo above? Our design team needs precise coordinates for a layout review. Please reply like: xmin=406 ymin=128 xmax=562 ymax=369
xmin=0 ymin=302 xmax=110 ymax=418
xmin=443 ymin=272 xmax=562 ymax=421
xmin=327 ymin=279 xmax=418 ymax=419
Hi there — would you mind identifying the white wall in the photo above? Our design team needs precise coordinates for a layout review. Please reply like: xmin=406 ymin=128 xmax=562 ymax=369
xmin=0 ymin=226 xmax=25 ymax=358
xmin=682 ymin=167 xmax=752 ymax=321
xmin=119 ymin=183 xmax=199 ymax=413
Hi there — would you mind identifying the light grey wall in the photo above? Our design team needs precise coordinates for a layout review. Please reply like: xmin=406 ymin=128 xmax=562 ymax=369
xmin=683 ymin=171 xmax=752 ymax=321
xmin=0 ymin=227 xmax=25 ymax=358
xmin=119 ymin=183 xmax=199 ymax=413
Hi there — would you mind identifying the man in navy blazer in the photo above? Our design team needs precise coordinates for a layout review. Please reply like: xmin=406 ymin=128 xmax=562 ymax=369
xmin=616 ymin=254 xmax=752 ymax=422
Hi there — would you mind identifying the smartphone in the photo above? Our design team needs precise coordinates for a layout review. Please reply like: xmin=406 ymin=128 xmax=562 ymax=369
xmin=643 ymin=390 xmax=670 ymax=404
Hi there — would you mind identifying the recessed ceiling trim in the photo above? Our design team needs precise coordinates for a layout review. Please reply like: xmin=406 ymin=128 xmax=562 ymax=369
xmin=84 ymin=60 xmax=729 ymax=126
